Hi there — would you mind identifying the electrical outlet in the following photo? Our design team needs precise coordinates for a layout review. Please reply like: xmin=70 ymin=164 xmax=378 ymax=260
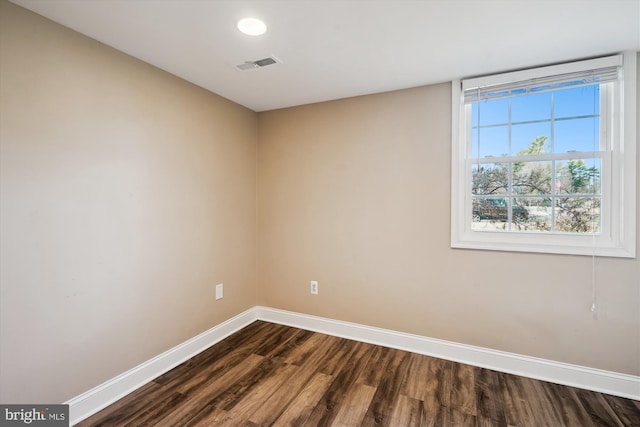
xmin=310 ymin=280 xmax=318 ymax=295
xmin=216 ymin=283 xmax=223 ymax=300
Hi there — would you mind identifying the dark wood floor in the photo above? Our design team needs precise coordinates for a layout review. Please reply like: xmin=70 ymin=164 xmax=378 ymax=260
xmin=78 ymin=321 xmax=640 ymax=426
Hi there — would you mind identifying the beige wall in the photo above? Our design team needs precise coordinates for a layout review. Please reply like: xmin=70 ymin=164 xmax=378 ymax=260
xmin=257 ymin=68 xmax=640 ymax=375
xmin=0 ymin=1 xmax=257 ymax=403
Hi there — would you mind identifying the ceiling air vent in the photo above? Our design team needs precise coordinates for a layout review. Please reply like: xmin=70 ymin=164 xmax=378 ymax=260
xmin=236 ymin=56 xmax=281 ymax=71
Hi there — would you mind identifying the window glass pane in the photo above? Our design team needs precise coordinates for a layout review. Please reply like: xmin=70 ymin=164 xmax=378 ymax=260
xmin=512 ymin=161 xmax=552 ymax=194
xmin=471 ymin=197 xmax=510 ymax=231
xmin=555 ymin=197 xmax=601 ymax=233
xmin=511 ymin=92 xmax=551 ymax=122
xmin=472 ymin=163 xmax=508 ymax=195
xmin=472 ymin=103 xmax=479 ymax=127
xmin=554 ymin=85 xmax=599 ymax=118
xmin=554 ymin=117 xmax=599 ymax=153
xmin=472 ymin=126 xmax=509 ymax=158
xmin=511 ymin=122 xmax=550 ymax=155
xmin=512 ymin=197 xmax=552 ymax=232
xmin=475 ymin=98 xmax=509 ymax=126
xmin=556 ymin=159 xmax=601 ymax=194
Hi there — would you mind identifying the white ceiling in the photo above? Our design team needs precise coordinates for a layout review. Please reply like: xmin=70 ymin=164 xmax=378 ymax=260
xmin=10 ymin=0 xmax=640 ymax=112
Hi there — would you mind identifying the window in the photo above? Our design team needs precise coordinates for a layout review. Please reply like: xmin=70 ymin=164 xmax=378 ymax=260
xmin=451 ymin=53 xmax=636 ymax=257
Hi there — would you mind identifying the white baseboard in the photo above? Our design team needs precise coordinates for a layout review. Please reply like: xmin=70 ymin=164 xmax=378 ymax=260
xmin=66 ymin=305 xmax=640 ymax=425
xmin=65 ymin=308 xmax=257 ymax=425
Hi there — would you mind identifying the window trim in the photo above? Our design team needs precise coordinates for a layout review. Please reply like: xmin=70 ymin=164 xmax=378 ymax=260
xmin=451 ymin=52 xmax=636 ymax=258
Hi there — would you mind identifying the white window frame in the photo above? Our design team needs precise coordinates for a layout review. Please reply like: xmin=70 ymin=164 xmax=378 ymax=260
xmin=451 ymin=52 xmax=636 ymax=258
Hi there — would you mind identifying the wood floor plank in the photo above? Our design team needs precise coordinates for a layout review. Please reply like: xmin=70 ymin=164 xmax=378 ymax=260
xmin=331 ymin=383 xmax=376 ymax=426
xmin=249 ymin=334 xmax=339 ymax=426
xmin=159 ymin=319 xmax=274 ymax=387
xmin=399 ymin=352 xmax=433 ymax=400
xmin=271 ymin=372 xmax=334 ymax=426
xmin=360 ymin=348 xmax=412 ymax=426
xmin=434 ymin=358 xmax=457 ymax=408
xmin=355 ymin=344 xmax=391 ymax=387
xmin=79 ymin=321 xmax=640 ymax=427
xmin=188 ymin=406 xmax=229 ymax=427
xmin=603 ymin=394 xmax=640 ymax=426
xmin=252 ymin=324 xmax=304 ymax=358
xmin=159 ymin=320 xmax=283 ymax=399
xmin=316 ymin=336 xmax=357 ymax=376
xmin=303 ymin=341 xmax=374 ymax=427
xmin=450 ymin=362 xmax=477 ymax=417
xmin=434 ymin=405 xmax=480 ymax=427
xmin=544 ymin=382 xmax=596 ymax=427
xmin=419 ymin=356 xmax=449 ymax=416
xmin=221 ymin=363 xmax=299 ymax=425
xmin=388 ymin=395 xmax=428 ymax=427
xmin=154 ymin=353 xmax=265 ymax=427
xmin=474 ymin=367 xmax=507 ymax=425
xmin=496 ymin=372 xmax=537 ymax=427
xmin=75 ymin=381 xmax=160 ymax=427
xmin=211 ymin=356 xmax=284 ymax=412
xmin=267 ymin=328 xmax=316 ymax=361
xmin=121 ymin=391 xmax=187 ymax=427
xmin=575 ymin=387 xmax=625 ymax=427
xmin=519 ymin=375 xmax=566 ymax=426
xmin=283 ymin=331 xmax=330 ymax=366
xmin=175 ymin=347 xmax=255 ymax=396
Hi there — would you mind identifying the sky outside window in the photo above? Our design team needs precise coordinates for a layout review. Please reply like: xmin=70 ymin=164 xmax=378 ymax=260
xmin=471 ymin=84 xmax=600 ymax=156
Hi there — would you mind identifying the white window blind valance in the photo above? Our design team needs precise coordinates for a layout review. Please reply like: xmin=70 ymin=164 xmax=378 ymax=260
xmin=463 ymin=54 xmax=622 ymax=103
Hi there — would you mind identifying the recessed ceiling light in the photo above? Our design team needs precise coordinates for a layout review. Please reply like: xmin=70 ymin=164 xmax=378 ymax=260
xmin=237 ymin=18 xmax=267 ymax=36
